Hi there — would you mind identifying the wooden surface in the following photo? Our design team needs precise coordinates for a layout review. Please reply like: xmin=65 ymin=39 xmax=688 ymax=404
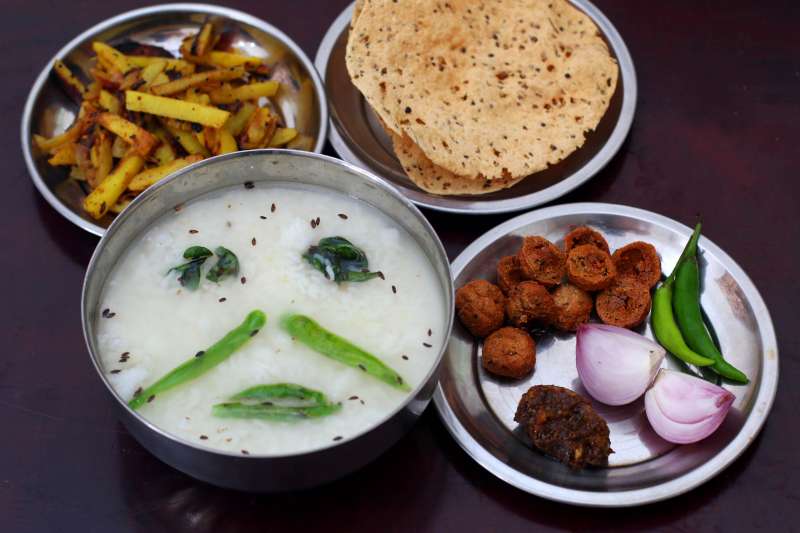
xmin=3 ymin=1 xmax=799 ymax=531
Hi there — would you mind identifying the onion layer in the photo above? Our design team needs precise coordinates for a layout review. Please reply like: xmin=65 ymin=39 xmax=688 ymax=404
xmin=576 ymin=324 xmax=665 ymax=406
xmin=644 ymin=369 xmax=735 ymax=444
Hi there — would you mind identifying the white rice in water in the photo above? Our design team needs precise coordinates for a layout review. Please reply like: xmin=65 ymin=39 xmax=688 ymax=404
xmin=96 ymin=184 xmax=446 ymax=455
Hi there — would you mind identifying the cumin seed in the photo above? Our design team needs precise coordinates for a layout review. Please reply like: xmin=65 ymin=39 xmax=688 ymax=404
xmin=338 ymin=213 xmax=348 ymax=219
xmin=244 ymin=181 xmax=254 ymax=189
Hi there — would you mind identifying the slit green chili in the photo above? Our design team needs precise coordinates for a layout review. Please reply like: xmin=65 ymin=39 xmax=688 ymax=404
xmin=674 ymin=255 xmax=749 ymax=383
xmin=128 ymin=310 xmax=266 ymax=410
xmin=280 ymin=314 xmax=411 ymax=392
xmin=212 ymin=402 xmax=341 ymax=421
xmin=212 ymin=382 xmax=341 ymax=421
xmin=651 ymin=224 xmax=715 ymax=367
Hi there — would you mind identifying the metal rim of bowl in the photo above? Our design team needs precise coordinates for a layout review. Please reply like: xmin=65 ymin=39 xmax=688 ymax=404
xmin=314 ymin=0 xmax=638 ymax=215
xmin=434 ymin=202 xmax=779 ymax=507
xmin=82 ymin=148 xmax=455 ymax=461
xmin=21 ymin=2 xmax=330 ymax=237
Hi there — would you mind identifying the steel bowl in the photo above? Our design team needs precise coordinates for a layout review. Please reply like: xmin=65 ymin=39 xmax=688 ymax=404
xmin=81 ymin=149 xmax=454 ymax=491
xmin=22 ymin=3 xmax=328 ymax=236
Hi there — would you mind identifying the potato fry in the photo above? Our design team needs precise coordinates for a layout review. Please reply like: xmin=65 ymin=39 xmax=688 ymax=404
xmin=48 ymin=143 xmax=77 ymax=166
xmin=128 ymin=155 xmax=203 ymax=191
xmin=140 ymin=60 xmax=167 ymax=85
xmin=192 ymin=22 xmax=215 ymax=57
xmin=164 ymin=122 xmax=209 ymax=156
xmin=109 ymin=136 xmax=125 ymax=159
xmin=97 ymin=112 xmax=158 ymax=156
xmin=217 ymin=128 xmax=238 ymax=154
xmin=92 ymin=42 xmax=134 ymax=74
xmin=53 ymin=60 xmax=86 ymax=101
xmin=83 ymin=154 xmax=144 ymax=219
xmin=268 ymin=127 xmax=298 ymax=147
xmin=204 ymin=51 xmax=263 ymax=69
xmin=209 ymin=81 xmax=280 ymax=104
xmin=239 ymin=108 xmax=277 ymax=149
xmin=126 ymin=56 xmax=195 ymax=76
xmin=92 ymin=131 xmax=114 ymax=183
xmin=126 ymin=90 xmax=230 ymax=128
xmin=224 ymin=102 xmax=256 ymax=136
xmin=287 ymin=134 xmax=315 ymax=151
xmin=33 ymin=102 xmax=98 ymax=152
xmin=98 ymin=90 xmax=121 ymax=113
xmin=110 ymin=196 xmax=133 ymax=214
xmin=184 ymin=88 xmax=211 ymax=105
xmin=150 ymin=67 xmax=245 ymax=96
xmin=151 ymin=127 xmax=177 ymax=165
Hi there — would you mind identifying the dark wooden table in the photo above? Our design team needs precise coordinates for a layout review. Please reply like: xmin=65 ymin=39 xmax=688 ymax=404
xmin=3 ymin=1 xmax=798 ymax=531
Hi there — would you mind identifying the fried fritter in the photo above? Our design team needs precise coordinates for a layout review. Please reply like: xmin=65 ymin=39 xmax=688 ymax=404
xmin=595 ymin=281 xmax=652 ymax=329
xmin=612 ymin=241 xmax=662 ymax=288
xmin=506 ymin=281 xmax=555 ymax=328
xmin=551 ymin=283 xmax=593 ymax=332
xmin=564 ymin=226 xmax=610 ymax=254
xmin=514 ymin=385 xmax=611 ymax=469
xmin=496 ymin=255 xmax=526 ymax=295
xmin=566 ymin=244 xmax=616 ymax=291
xmin=482 ymin=327 xmax=536 ymax=378
xmin=516 ymin=236 xmax=565 ymax=287
xmin=455 ymin=279 xmax=505 ymax=337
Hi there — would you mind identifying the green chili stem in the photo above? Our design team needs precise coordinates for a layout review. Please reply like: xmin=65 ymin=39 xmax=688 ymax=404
xmin=280 ymin=314 xmax=411 ymax=392
xmin=128 ymin=310 xmax=266 ymax=410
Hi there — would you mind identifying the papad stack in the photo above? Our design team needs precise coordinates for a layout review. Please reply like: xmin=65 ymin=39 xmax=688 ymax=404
xmin=346 ymin=0 xmax=619 ymax=195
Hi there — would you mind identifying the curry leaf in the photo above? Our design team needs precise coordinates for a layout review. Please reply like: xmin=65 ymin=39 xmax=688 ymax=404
xmin=303 ymin=237 xmax=380 ymax=283
xmin=206 ymin=247 xmax=239 ymax=283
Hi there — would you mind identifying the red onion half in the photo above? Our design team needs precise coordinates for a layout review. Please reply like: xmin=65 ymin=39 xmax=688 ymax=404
xmin=576 ymin=324 xmax=665 ymax=406
xmin=644 ymin=369 xmax=735 ymax=444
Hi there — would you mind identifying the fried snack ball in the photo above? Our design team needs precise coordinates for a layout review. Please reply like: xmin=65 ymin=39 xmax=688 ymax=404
xmin=596 ymin=281 xmax=652 ymax=329
xmin=566 ymin=244 xmax=617 ymax=291
xmin=514 ymin=385 xmax=612 ymax=469
xmin=496 ymin=255 xmax=526 ymax=295
xmin=564 ymin=226 xmax=610 ymax=254
xmin=455 ymin=279 xmax=505 ymax=337
xmin=551 ymin=283 xmax=593 ymax=332
xmin=482 ymin=327 xmax=537 ymax=378
xmin=612 ymin=241 xmax=662 ymax=288
xmin=506 ymin=281 xmax=555 ymax=328
xmin=516 ymin=236 xmax=565 ymax=287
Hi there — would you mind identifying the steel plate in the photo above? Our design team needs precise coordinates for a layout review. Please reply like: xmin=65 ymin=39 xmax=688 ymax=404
xmin=434 ymin=203 xmax=778 ymax=506
xmin=314 ymin=1 xmax=636 ymax=214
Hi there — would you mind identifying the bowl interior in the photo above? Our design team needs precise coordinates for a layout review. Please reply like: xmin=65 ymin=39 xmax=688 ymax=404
xmin=438 ymin=207 xmax=776 ymax=503
xmin=320 ymin=0 xmax=634 ymax=213
xmin=83 ymin=150 xmax=454 ymax=458
xmin=25 ymin=6 xmax=325 ymax=234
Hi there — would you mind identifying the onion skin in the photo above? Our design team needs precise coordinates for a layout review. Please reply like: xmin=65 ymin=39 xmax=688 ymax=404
xmin=645 ymin=369 xmax=735 ymax=444
xmin=576 ymin=324 xmax=665 ymax=406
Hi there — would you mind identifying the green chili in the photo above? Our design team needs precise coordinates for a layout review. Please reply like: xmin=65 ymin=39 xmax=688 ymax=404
xmin=674 ymin=256 xmax=749 ymax=383
xmin=230 ymin=383 xmax=328 ymax=406
xmin=280 ymin=314 xmax=410 ymax=391
xmin=212 ymin=382 xmax=341 ymax=422
xmin=128 ymin=310 xmax=266 ymax=410
xmin=651 ymin=223 xmax=715 ymax=367
xmin=652 ymin=283 xmax=715 ymax=367
xmin=212 ymin=402 xmax=341 ymax=421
